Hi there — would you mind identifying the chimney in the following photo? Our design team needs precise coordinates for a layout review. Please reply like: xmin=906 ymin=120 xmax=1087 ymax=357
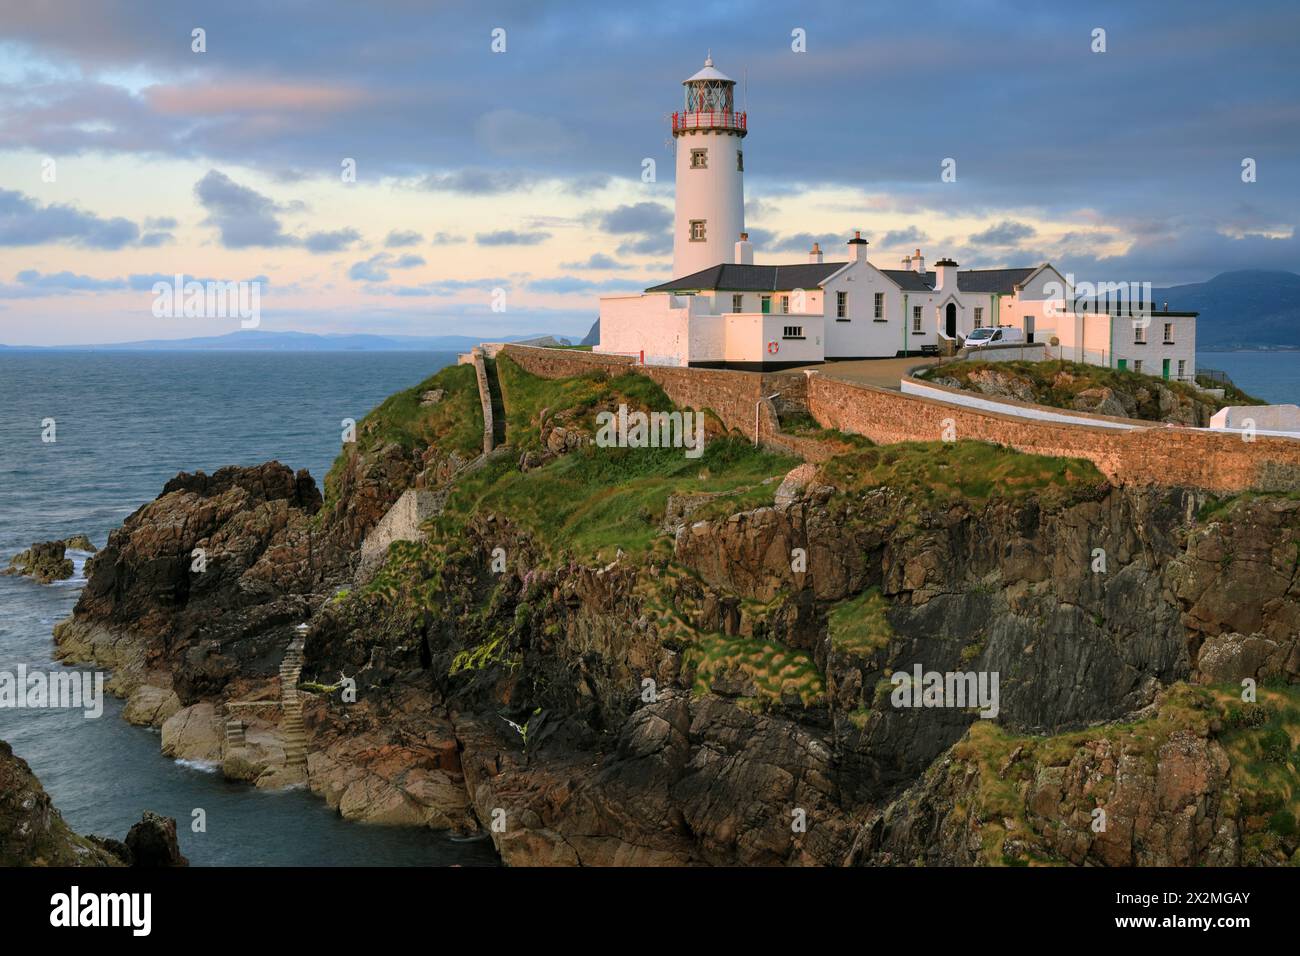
xmin=934 ymin=257 xmax=959 ymax=292
xmin=901 ymin=256 xmax=911 ymax=271
xmin=809 ymin=242 xmax=823 ymax=264
xmin=911 ymin=248 xmax=925 ymax=274
xmin=847 ymin=230 xmax=869 ymax=263
xmin=735 ymin=231 xmax=753 ymax=265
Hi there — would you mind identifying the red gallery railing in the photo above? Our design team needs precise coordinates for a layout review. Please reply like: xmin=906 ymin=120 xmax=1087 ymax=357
xmin=671 ymin=111 xmax=747 ymax=134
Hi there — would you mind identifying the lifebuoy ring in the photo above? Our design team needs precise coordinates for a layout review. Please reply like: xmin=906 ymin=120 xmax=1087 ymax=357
xmin=767 ymin=340 xmax=779 ymax=355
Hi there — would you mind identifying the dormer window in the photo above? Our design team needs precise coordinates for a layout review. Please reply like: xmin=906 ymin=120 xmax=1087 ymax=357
xmin=690 ymin=148 xmax=708 ymax=169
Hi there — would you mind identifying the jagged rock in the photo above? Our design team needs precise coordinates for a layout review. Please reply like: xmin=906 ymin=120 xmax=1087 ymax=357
xmin=160 ymin=703 xmax=222 ymax=763
xmin=122 ymin=683 xmax=182 ymax=727
xmin=0 ymin=740 xmax=123 ymax=866
xmin=4 ymin=540 xmax=74 ymax=583
xmin=124 ymin=811 xmax=189 ymax=866
xmin=64 ymin=534 xmax=97 ymax=552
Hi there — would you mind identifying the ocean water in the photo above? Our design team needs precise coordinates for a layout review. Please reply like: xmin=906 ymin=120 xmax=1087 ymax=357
xmin=1197 ymin=351 xmax=1300 ymax=405
xmin=0 ymin=351 xmax=498 ymax=866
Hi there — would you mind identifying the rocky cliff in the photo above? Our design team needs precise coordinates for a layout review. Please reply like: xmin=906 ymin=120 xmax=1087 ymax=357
xmin=52 ymin=356 xmax=1300 ymax=866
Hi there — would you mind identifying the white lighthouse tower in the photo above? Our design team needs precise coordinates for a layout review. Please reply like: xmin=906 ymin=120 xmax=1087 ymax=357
xmin=671 ymin=55 xmax=747 ymax=278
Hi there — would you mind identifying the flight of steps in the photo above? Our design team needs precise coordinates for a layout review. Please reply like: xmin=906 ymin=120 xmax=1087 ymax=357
xmin=279 ymin=638 xmax=308 ymax=777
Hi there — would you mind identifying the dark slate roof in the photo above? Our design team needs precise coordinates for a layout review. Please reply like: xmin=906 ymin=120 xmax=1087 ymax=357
xmin=646 ymin=262 xmax=1042 ymax=295
xmin=880 ymin=269 xmax=935 ymax=292
xmin=645 ymin=262 xmax=847 ymax=292
xmin=955 ymin=267 xmax=1038 ymax=294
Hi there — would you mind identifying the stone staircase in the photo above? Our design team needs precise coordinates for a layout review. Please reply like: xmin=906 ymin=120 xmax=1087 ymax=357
xmin=279 ymin=638 xmax=308 ymax=775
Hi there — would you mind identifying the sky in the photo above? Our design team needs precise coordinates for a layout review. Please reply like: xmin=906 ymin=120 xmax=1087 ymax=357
xmin=0 ymin=0 xmax=1296 ymax=345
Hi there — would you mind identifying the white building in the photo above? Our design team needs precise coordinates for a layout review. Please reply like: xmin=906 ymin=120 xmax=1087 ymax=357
xmin=595 ymin=57 xmax=1198 ymax=380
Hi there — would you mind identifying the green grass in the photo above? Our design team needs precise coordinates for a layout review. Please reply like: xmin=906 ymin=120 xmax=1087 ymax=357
xmin=819 ymin=440 xmax=1105 ymax=506
xmin=827 ymin=587 xmax=893 ymax=655
xmin=442 ymin=434 xmax=796 ymax=563
xmin=684 ymin=631 xmax=825 ymax=708
xmin=320 ymin=363 xmax=483 ymax=511
xmin=495 ymin=353 xmax=671 ymax=450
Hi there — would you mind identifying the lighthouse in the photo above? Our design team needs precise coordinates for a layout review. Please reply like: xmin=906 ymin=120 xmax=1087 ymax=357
xmin=671 ymin=55 xmax=747 ymax=277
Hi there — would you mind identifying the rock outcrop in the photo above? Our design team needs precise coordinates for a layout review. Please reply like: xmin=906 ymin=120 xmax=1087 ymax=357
xmin=51 ymin=358 xmax=1300 ymax=866
xmin=4 ymin=540 xmax=75 ymax=583
xmin=0 ymin=740 xmax=122 ymax=866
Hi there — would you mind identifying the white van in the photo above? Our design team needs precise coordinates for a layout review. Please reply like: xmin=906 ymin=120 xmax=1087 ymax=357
xmin=964 ymin=326 xmax=1024 ymax=349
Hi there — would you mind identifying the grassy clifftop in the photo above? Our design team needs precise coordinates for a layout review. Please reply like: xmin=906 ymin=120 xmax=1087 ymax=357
xmin=919 ymin=359 xmax=1263 ymax=426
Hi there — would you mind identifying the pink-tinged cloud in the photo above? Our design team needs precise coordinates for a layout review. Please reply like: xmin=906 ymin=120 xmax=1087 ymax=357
xmin=144 ymin=82 xmax=371 ymax=115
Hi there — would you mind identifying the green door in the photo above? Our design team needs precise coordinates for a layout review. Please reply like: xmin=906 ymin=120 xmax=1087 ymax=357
xmin=1162 ymin=358 xmax=1171 ymax=380
xmin=761 ymin=296 xmax=771 ymax=314
xmin=1117 ymin=359 xmax=1127 ymax=371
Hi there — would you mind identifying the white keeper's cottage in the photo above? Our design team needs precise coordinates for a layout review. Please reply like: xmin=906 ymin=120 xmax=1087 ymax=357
xmin=595 ymin=56 xmax=1198 ymax=380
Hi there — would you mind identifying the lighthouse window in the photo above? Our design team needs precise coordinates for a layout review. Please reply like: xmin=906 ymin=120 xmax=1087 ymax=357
xmin=782 ymin=326 xmax=804 ymax=340
xmin=689 ymin=219 xmax=706 ymax=242
xmin=690 ymin=148 xmax=708 ymax=169
xmin=737 ymin=150 xmax=744 ymax=171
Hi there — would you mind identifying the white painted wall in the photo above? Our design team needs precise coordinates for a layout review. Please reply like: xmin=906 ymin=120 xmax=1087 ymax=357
xmin=673 ymin=128 xmax=745 ymax=277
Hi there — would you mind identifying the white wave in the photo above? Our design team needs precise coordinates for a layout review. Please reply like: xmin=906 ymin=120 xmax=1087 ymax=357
xmin=174 ymin=758 xmax=221 ymax=773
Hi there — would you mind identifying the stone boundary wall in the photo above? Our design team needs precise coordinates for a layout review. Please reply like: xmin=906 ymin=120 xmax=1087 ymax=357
xmin=902 ymin=377 xmax=1141 ymax=431
xmin=810 ymin=374 xmax=1300 ymax=493
xmin=493 ymin=345 xmax=1300 ymax=493
xmin=470 ymin=347 xmax=496 ymax=454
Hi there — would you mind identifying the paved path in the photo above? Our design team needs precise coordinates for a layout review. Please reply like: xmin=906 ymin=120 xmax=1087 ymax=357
xmin=789 ymin=356 xmax=939 ymax=390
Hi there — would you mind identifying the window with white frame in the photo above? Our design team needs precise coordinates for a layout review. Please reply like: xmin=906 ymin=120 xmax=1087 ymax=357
xmin=1177 ymin=359 xmax=1186 ymax=379
xmin=912 ymin=306 xmax=922 ymax=333
xmin=1134 ymin=321 xmax=1146 ymax=344
xmin=873 ymin=292 xmax=884 ymax=319
xmin=836 ymin=291 xmax=848 ymax=318
xmin=780 ymin=295 xmax=789 ymax=314
xmin=1163 ymin=322 xmax=1173 ymax=343
xmin=1134 ymin=359 xmax=1144 ymax=373
xmin=782 ymin=325 xmax=804 ymax=339
xmin=974 ymin=307 xmax=984 ymax=328
xmin=731 ymin=294 xmax=743 ymax=313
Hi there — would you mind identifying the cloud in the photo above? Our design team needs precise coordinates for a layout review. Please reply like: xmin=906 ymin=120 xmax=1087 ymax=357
xmin=384 ymin=229 xmax=423 ymax=248
xmin=347 ymin=252 xmax=426 ymax=281
xmin=475 ymin=109 xmax=573 ymax=157
xmin=304 ymin=227 xmax=362 ymax=253
xmin=194 ymin=169 xmax=294 ymax=248
xmin=144 ymin=81 xmax=370 ymax=115
xmin=419 ymin=169 xmax=538 ymax=195
xmin=765 ymin=232 xmax=838 ymax=254
xmin=0 ymin=188 xmax=140 ymax=249
xmin=137 ymin=231 xmax=174 ymax=247
xmin=881 ymin=226 xmax=929 ymax=247
xmin=969 ymin=220 xmax=1037 ymax=246
xmin=475 ymin=230 xmax=550 ymax=246
xmin=560 ymin=253 xmax=631 ymax=270
xmin=598 ymin=202 xmax=672 ymax=234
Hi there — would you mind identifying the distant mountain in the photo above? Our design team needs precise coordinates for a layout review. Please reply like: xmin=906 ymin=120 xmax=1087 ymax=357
xmin=1152 ymin=270 xmax=1300 ymax=349
xmin=0 ymin=330 xmax=568 ymax=352
xmin=580 ymin=319 xmax=600 ymax=347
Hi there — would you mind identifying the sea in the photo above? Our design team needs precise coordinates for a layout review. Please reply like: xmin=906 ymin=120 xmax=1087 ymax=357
xmin=0 ymin=350 xmax=499 ymax=866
